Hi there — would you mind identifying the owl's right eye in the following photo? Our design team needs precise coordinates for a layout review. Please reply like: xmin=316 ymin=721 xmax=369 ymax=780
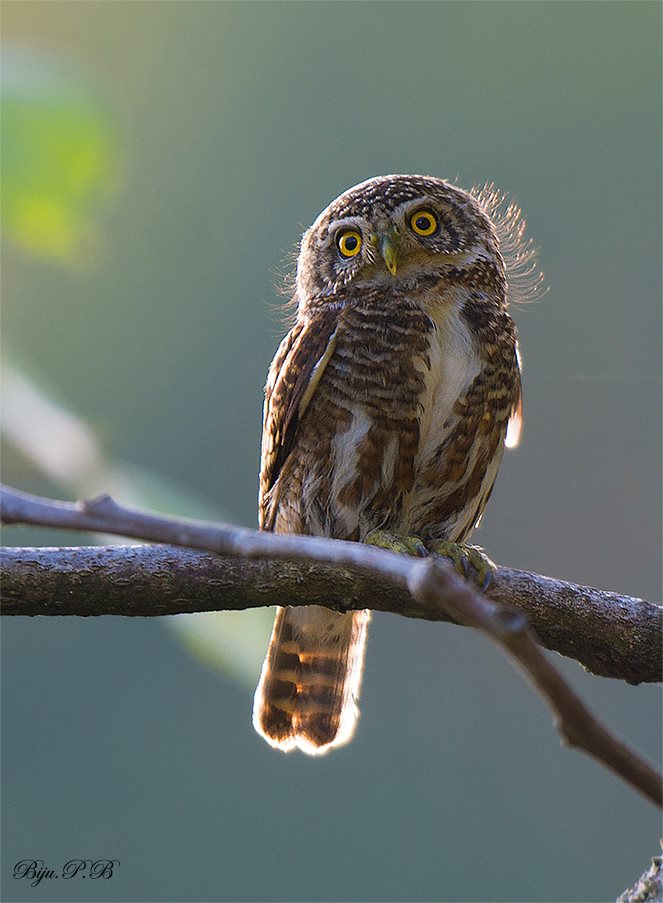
xmin=336 ymin=229 xmax=362 ymax=258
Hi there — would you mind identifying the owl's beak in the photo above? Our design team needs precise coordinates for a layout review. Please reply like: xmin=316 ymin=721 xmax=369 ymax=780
xmin=379 ymin=233 xmax=398 ymax=276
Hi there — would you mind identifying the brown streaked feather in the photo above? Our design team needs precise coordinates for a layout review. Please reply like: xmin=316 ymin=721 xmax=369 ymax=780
xmin=253 ymin=607 xmax=299 ymax=745
xmin=253 ymin=606 xmax=370 ymax=755
xmin=259 ymin=306 xmax=340 ymax=531
xmin=295 ymin=608 xmax=369 ymax=751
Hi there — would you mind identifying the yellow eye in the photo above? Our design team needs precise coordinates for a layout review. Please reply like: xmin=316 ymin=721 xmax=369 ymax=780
xmin=410 ymin=209 xmax=438 ymax=236
xmin=337 ymin=229 xmax=362 ymax=258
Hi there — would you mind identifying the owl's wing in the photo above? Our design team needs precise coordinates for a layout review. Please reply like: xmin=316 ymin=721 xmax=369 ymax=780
xmin=259 ymin=308 xmax=339 ymax=530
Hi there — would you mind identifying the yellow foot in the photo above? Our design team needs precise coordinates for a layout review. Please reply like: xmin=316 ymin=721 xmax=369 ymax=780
xmin=365 ymin=529 xmax=428 ymax=557
xmin=430 ymin=540 xmax=496 ymax=592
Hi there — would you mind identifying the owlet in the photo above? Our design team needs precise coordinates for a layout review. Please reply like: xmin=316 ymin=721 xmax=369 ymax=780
xmin=253 ymin=174 xmax=538 ymax=755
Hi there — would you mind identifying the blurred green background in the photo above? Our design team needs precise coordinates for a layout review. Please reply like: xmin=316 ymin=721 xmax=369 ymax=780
xmin=1 ymin=3 xmax=661 ymax=901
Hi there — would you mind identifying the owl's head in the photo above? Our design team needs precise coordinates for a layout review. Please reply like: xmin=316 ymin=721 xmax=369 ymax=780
xmin=294 ymin=174 xmax=540 ymax=307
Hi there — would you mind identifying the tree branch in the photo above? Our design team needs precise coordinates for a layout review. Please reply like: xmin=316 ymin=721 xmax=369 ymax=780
xmin=1 ymin=484 xmax=661 ymax=809
xmin=618 ymin=849 xmax=663 ymax=903
xmin=1 ymin=544 xmax=660 ymax=687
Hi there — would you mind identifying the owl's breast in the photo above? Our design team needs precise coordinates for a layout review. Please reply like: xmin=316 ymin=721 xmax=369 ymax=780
xmin=316 ymin=298 xmax=484 ymax=536
xmin=273 ymin=295 xmax=493 ymax=543
xmin=403 ymin=301 xmax=517 ymax=541
xmin=305 ymin=299 xmax=434 ymax=538
xmin=414 ymin=305 xmax=483 ymax=470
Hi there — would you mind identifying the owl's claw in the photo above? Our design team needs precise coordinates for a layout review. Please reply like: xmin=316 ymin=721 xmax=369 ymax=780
xmin=430 ymin=540 xmax=495 ymax=592
xmin=365 ymin=529 xmax=428 ymax=558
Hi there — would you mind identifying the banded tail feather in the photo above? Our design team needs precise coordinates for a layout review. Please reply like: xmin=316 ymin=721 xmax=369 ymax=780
xmin=253 ymin=606 xmax=370 ymax=755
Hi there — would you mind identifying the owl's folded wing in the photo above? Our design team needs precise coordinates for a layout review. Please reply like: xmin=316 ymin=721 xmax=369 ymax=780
xmin=259 ymin=306 xmax=340 ymax=530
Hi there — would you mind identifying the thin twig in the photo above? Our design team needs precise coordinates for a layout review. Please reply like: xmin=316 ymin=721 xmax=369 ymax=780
xmin=1 ymin=483 xmax=661 ymax=809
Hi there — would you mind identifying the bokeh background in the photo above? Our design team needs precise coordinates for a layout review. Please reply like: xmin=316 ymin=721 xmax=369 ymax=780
xmin=1 ymin=3 xmax=661 ymax=902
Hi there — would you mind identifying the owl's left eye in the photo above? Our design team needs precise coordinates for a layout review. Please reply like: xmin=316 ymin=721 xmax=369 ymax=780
xmin=337 ymin=229 xmax=362 ymax=258
xmin=410 ymin=209 xmax=438 ymax=236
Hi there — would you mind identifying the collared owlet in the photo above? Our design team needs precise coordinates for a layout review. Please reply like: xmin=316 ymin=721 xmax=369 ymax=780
xmin=253 ymin=174 xmax=539 ymax=755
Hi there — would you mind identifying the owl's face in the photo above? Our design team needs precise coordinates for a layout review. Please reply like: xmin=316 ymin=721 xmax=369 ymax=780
xmin=296 ymin=174 xmax=500 ymax=302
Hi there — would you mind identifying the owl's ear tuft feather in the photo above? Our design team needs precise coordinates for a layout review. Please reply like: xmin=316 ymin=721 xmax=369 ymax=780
xmin=471 ymin=183 xmax=547 ymax=306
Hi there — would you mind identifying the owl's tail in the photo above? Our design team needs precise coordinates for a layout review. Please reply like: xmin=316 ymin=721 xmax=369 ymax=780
xmin=253 ymin=606 xmax=370 ymax=755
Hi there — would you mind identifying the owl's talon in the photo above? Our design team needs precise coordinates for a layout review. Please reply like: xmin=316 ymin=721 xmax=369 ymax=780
xmin=430 ymin=540 xmax=495 ymax=592
xmin=365 ymin=529 xmax=428 ymax=558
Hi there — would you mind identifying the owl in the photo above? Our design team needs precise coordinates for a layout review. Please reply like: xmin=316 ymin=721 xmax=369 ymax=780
xmin=253 ymin=174 xmax=538 ymax=755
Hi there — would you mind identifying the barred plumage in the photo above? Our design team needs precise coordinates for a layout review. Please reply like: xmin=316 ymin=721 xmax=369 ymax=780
xmin=253 ymin=174 xmax=538 ymax=754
